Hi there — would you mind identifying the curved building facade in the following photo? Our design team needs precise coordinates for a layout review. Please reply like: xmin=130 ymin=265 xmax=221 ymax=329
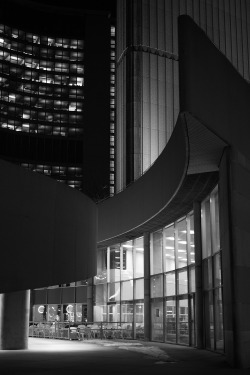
xmin=1 ymin=0 xmax=250 ymax=370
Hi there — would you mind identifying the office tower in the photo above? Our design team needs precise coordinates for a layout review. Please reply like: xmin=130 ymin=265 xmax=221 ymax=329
xmin=0 ymin=0 xmax=115 ymax=200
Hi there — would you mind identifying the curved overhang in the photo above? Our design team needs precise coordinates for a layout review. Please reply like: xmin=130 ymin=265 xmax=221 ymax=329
xmin=0 ymin=160 xmax=97 ymax=293
xmin=98 ymin=112 xmax=227 ymax=247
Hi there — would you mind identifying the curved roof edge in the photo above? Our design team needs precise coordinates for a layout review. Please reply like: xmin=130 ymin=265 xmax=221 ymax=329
xmin=98 ymin=112 xmax=227 ymax=248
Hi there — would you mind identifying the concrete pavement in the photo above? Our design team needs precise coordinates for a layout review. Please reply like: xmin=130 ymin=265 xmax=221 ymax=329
xmin=0 ymin=338 xmax=248 ymax=374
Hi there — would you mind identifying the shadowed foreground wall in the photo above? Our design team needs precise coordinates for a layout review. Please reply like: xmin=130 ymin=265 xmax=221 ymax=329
xmin=0 ymin=159 xmax=97 ymax=293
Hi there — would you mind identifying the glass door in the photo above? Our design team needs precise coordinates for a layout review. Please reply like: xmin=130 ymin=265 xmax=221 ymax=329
xmin=177 ymin=297 xmax=189 ymax=345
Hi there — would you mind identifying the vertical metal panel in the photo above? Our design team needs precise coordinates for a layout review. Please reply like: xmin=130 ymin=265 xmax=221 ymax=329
xmin=180 ymin=0 xmax=187 ymax=14
xmin=172 ymin=0 xmax=179 ymax=55
xmin=186 ymin=0 xmax=193 ymax=17
xmin=165 ymin=0 xmax=173 ymax=52
xmin=192 ymin=0 xmax=200 ymax=25
xmin=212 ymin=0 xmax=220 ymax=47
xmin=166 ymin=58 xmax=174 ymax=141
xmin=245 ymin=0 xmax=250 ymax=79
xmin=199 ymin=0 xmax=206 ymax=29
xmin=218 ymin=0 xmax=226 ymax=55
xmin=142 ymin=0 xmax=150 ymax=45
xmin=224 ymin=0 xmax=232 ymax=62
xmin=240 ymin=0 xmax=249 ymax=80
xmin=149 ymin=0 xmax=157 ymax=48
xmin=229 ymin=0 xmax=238 ymax=67
xmin=158 ymin=0 xmax=165 ymax=50
xmin=173 ymin=60 xmax=179 ymax=126
xmin=205 ymin=0 xmax=214 ymax=40
xmin=235 ymin=0 xmax=244 ymax=75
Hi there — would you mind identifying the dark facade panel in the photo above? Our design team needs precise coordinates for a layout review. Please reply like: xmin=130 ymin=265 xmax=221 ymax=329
xmin=0 ymin=159 xmax=97 ymax=293
xmin=32 ymin=289 xmax=47 ymax=305
xmin=178 ymin=15 xmax=250 ymax=162
xmin=61 ymin=287 xmax=75 ymax=304
xmin=47 ymin=288 xmax=61 ymax=304
xmin=83 ymin=13 xmax=111 ymax=200
xmin=75 ymin=286 xmax=87 ymax=303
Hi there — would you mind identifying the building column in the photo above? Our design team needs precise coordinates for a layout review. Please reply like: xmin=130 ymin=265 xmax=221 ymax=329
xmin=0 ymin=290 xmax=30 ymax=350
xmin=218 ymin=149 xmax=236 ymax=367
xmin=87 ymin=278 xmax=93 ymax=323
xmin=144 ymin=232 xmax=151 ymax=341
xmin=193 ymin=201 xmax=204 ymax=349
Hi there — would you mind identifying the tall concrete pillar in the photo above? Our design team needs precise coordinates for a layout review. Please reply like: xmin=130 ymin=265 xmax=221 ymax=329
xmin=0 ymin=290 xmax=30 ymax=350
xmin=193 ymin=201 xmax=204 ymax=349
xmin=143 ymin=232 xmax=151 ymax=341
xmin=87 ymin=278 xmax=93 ymax=323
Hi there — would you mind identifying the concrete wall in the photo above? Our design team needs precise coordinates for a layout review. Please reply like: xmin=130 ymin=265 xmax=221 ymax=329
xmin=0 ymin=160 xmax=97 ymax=293
xmin=178 ymin=15 xmax=250 ymax=368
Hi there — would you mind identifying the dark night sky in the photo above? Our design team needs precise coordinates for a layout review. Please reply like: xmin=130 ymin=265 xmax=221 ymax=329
xmin=28 ymin=0 xmax=116 ymax=16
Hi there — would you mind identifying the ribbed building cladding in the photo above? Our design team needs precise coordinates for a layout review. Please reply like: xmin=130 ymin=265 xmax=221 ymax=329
xmin=116 ymin=0 xmax=250 ymax=190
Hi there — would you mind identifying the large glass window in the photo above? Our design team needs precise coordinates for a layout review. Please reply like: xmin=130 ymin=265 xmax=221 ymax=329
xmin=166 ymin=299 xmax=176 ymax=342
xmin=151 ymin=274 xmax=163 ymax=298
xmin=47 ymin=304 xmax=61 ymax=322
xmin=164 ymin=225 xmax=175 ymax=271
xmin=109 ymin=245 xmax=121 ymax=282
xmin=165 ymin=272 xmax=175 ymax=296
xmin=151 ymin=299 xmax=163 ymax=341
xmin=33 ymin=305 xmax=47 ymax=322
xmin=177 ymin=269 xmax=188 ymax=295
xmin=121 ymin=280 xmax=133 ymax=301
xmin=177 ymin=297 xmax=189 ymax=345
xmin=134 ymin=237 xmax=144 ymax=278
xmin=95 ymin=249 xmax=107 ymax=284
xmin=201 ymin=186 xmax=223 ymax=353
xmin=108 ymin=282 xmax=120 ymax=303
xmin=121 ymin=303 xmax=133 ymax=323
xmin=121 ymin=241 xmax=133 ymax=280
xmin=134 ymin=278 xmax=144 ymax=299
xmin=150 ymin=230 xmax=163 ymax=274
xmin=93 ymin=212 xmax=195 ymax=345
xmin=188 ymin=215 xmax=195 ymax=264
xmin=176 ymin=219 xmax=187 ymax=268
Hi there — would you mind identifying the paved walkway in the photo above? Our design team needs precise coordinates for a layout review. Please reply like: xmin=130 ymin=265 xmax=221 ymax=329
xmin=0 ymin=338 xmax=248 ymax=374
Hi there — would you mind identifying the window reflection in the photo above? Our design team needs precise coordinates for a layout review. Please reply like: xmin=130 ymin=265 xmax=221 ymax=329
xmin=176 ymin=219 xmax=187 ymax=268
xmin=164 ymin=225 xmax=175 ymax=271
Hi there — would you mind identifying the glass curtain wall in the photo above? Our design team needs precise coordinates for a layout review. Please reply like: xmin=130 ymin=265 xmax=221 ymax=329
xmin=32 ymin=303 xmax=87 ymax=323
xmin=201 ymin=186 xmax=224 ymax=352
xmin=150 ymin=212 xmax=195 ymax=345
xmin=94 ymin=237 xmax=144 ymax=338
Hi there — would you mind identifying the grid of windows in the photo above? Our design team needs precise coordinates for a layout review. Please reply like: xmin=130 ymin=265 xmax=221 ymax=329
xmin=150 ymin=213 xmax=195 ymax=345
xmin=201 ymin=186 xmax=223 ymax=352
xmin=94 ymin=237 xmax=144 ymax=339
xmin=21 ymin=163 xmax=83 ymax=190
xmin=0 ymin=23 xmax=84 ymax=137
xmin=110 ymin=25 xmax=115 ymax=196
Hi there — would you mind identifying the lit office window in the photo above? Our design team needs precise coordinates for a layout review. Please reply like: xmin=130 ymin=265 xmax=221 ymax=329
xmin=0 ymin=22 xmax=84 ymax=137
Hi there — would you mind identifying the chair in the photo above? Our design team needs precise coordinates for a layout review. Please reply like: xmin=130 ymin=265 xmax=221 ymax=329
xmin=49 ymin=324 xmax=56 ymax=338
xmin=78 ymin=326 xmax=91 ymax=340
xmin=70 ymin=327 xmax=79 ymax=340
